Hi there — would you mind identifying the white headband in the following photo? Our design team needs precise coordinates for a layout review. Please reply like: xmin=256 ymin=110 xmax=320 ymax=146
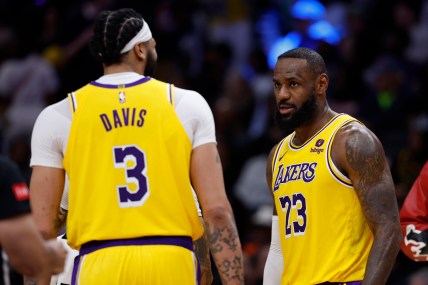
xmin=120 ymin=19 xmax=152 ymax=54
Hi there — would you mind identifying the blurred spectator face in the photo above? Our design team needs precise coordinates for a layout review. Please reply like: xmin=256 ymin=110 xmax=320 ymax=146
xmin=393 ymin=2 xmax=416 ymax=30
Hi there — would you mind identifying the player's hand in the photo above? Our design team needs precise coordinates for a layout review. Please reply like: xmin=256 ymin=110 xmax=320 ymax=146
xmin=45 ymin=239 xmax=67 ymax=274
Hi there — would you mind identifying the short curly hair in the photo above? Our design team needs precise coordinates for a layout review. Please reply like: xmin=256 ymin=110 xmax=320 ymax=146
xmin=277 ymin=47 xmax=327 ymax=78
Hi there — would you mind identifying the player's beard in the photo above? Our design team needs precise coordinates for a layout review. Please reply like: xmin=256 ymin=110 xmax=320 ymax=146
xmin=274 ymin=90 xmax=318 ymax=133
xmin=144 ymin=50 xmax=157 ymax=77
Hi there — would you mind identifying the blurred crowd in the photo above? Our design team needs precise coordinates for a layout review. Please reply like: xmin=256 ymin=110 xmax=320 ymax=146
xmin=0 ymin=0 xmax=428 ymax=284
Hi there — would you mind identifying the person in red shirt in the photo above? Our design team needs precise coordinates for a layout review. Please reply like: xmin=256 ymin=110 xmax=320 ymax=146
xmin=400 ymin=161 xmax=428 ymax=261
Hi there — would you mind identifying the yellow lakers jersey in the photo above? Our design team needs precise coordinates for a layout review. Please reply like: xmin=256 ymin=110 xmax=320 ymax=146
xmin=63 ymin=77 xmax=203 ymax=250
xmin=271 ymin=114 xmax=373 ymax=285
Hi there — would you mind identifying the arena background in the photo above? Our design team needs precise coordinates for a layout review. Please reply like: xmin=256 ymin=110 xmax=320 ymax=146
xmin=0 ymin=0 xmax=427 ymax=284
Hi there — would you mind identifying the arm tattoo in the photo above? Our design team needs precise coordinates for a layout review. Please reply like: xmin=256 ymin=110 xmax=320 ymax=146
xmin=344 ymin=127 xmax=401 ymax=284
xmin=344 ymin=129 xmax=389 ymax=221
xmin=205 ymin=219 xmax=244 ymax=283
xmin=194 ymin=233 xmax=213 ymax=285
xmin=194 ymin=216 xmax=213 ymax=285
xmin=345 ymin=130 xmax=384 ymax=191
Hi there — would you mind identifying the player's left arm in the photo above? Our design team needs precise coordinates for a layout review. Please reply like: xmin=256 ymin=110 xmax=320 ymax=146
xmin=332 ymin=122 xmax=402 ymax=285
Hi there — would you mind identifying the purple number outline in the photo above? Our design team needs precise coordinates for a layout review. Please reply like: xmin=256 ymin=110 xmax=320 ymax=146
xmin=279 ymin=193 xmax=307 ymax=238
xmin=113 ymin=145 xmax=149 ymax=208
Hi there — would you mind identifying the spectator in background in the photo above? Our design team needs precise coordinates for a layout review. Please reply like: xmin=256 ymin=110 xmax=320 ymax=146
xmin=0 ymin=34 xmax=59 ymax=155
xmin=0 ymin=3 xmax=98 ymax=181
xmin=407 ymin=267 xmax=428 ymax=285
xmin=359 ymin=54 xmax=413 ymax=162
xmin=400 ymin=161 xmax=428 ymax=262
xmin=394 ymin=114 xmax=428 ymax=207
xmin=245 ymin=49 xmax=274 ymax=141
xmin=405 ymin=0 xmax=428 ymax=64
xmin=213 ymin=70 xmax=254 ymax=189
xmin=389 ymin=159 xmax=428 ymax=285
xmin=204 ymin=0 xmax=253 ymax=69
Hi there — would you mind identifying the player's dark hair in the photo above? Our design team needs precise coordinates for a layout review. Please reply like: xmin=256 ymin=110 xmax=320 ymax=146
xmin=278 ymin=47 xmax=327 ymax=78
xmin=89 ymin=8 xmax=145 ymax=66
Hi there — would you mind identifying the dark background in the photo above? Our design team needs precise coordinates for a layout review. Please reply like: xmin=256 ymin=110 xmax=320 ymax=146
xmin=0 ymin=0 xmax=427 ymax=284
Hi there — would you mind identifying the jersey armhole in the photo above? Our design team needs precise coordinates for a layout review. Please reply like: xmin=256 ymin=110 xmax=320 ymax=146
xmin=68 ymin=92 xmax=77 ymax=116
xmin=271 ymin=137 xmax=288 ymax=189
xmin=326 ymin=120 xmax=356 ymax=187
xmin=167 ymin=84 xmax=174 ymax=106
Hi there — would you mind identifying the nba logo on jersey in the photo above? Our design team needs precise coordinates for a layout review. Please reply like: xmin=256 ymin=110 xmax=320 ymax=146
xmin=119 ymin=91 xmax=126 ymax=103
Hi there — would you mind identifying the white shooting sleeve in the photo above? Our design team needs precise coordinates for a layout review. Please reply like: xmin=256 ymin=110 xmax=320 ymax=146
xmin=263 ymin=216 xmax=284 ymax=285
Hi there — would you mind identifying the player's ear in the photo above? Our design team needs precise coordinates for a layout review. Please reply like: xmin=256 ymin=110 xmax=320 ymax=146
xmin=134 ymin=43 xmax=146 ymax=60
xmin=317 ymin=73 xmax=329 ymax=94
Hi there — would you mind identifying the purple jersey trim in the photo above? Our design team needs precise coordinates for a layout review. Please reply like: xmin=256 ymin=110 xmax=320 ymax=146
xmin=71 ymin=236 xmax=193 ymax=285
xmin=168 ymin=83 xmax=173 ymax=104
xmin=325 ymin=119 xmax=354 ymax=187
xmin=289 ymin=114 xmax=344 ymax=150
xmin=317 ymin=281 xmax=363 ymax=285
xmin=69 ymin=93 xmax=77 ymax=113
xmin=326 ymin=132 xmax=352 ymax=187
xmin=89 ymin=76 xmax=151 ymax=88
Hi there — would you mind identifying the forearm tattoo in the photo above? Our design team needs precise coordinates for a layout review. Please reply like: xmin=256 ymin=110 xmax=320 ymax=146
xmin=194 ymin=234 xmax=213 ymax=285
xmin=205 ymin=219 xmax=244 ymax=284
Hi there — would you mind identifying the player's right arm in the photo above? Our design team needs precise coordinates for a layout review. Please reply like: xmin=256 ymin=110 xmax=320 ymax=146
xmin=263 ymin=144 xmax=283 ymax=285
xmin=30 ymin=166 xmax=65 ymax=239
xmin=29 ymin=101 xmax=70 ymax=239
xmin=28 ymin=163 xmax=66 ymax=285
xmin=28 ymin=102 xmax=70 ymax=285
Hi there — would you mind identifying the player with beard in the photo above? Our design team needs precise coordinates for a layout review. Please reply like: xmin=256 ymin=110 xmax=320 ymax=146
xmin=263 ymin=47 xmax=401 ymax=285
xmin=29 ymin=8 xmax=243 ymax=285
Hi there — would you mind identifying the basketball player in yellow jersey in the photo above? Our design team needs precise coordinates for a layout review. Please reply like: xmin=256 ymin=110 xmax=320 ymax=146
xmin=63 ymin=77 xmax=204 ymax=283
xmin=29 ymin=8 xmax=244 ymax=285
xmin=263 ymin=48 xmax=402 ymax=285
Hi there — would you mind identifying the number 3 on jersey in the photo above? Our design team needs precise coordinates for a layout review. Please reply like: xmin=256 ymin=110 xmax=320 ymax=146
xmin=279 ymin=193 xmax=307 ymax=238
xmin=113 ymin=145 xmax=149 ymax=208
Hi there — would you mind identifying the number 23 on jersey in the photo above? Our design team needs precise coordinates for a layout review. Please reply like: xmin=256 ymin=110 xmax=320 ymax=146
xmin=279 ymin=193 xmax=307 ymax=237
